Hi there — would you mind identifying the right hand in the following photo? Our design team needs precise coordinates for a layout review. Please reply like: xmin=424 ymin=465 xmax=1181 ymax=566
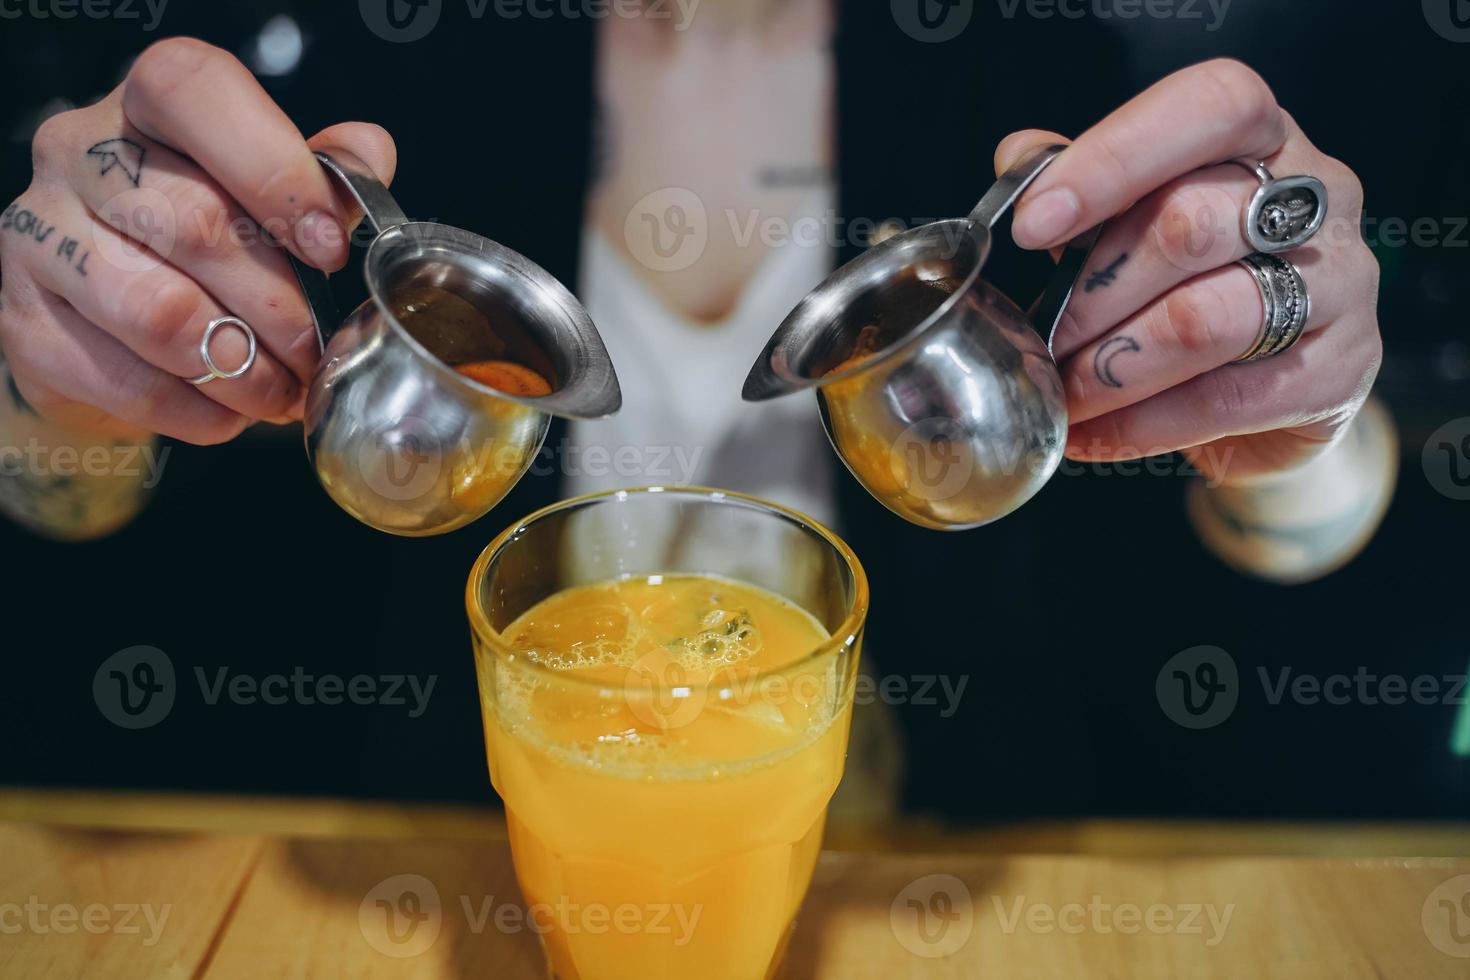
xmin=0 ymin=37 xmax=396 ymax=444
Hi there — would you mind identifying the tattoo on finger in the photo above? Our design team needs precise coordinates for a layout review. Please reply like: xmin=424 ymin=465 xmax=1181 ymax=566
xmin=1 ymin=203 xmax=92 ymax=277
xmin=85 ymin=137 xmax=146 ymax=188
xmin=1084 ymin=252 xmax=1129 ymax=292
xmin=1094 ymin=335 xmax=1141 ymax=389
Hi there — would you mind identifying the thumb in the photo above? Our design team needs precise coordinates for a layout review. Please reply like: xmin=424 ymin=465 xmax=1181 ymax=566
xmin=993 ymin=128 xmax=1072 ymax=176
xmin=994 ymin=129 xmax=1072 ymax=259
xmin=306 ymin=122 xmax=399 ymax=234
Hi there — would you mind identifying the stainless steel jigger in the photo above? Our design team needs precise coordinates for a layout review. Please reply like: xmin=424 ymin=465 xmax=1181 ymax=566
xmin=743 ymin=144 xmax=1098 ymax=530
xmin=289 ymin=150 xmax=621 ymax=536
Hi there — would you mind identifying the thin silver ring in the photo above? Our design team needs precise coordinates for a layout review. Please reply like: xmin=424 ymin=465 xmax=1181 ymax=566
xmin=1234 ymin=252 xmax=1310 ymax=363
xmin=1233 ymin=158 xmax=1273 ymax=185
xmin=1229 ymin=158 xmax=1328 ymax=253
xmin=187 ymin=316 xmax=257 ymax=386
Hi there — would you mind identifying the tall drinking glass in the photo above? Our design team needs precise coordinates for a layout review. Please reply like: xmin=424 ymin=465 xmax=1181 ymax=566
xmin=466 ymin=487 xmax=867 ymax=980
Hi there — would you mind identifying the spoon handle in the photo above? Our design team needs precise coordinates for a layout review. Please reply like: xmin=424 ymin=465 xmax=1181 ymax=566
xmin=967 ymin=143 xmax=1103 ymax=349
xmin=286 ymin=149 xmax=411 ymax=351
xmin=1033 ymin=224 xmax=1102 ymax=351
xmin=967 ymin=143 xmax=1067 ymax=227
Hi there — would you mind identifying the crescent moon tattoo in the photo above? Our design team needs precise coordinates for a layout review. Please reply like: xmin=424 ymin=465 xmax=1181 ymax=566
xmin=1094 ymin=335 xmax=1141 ymax=388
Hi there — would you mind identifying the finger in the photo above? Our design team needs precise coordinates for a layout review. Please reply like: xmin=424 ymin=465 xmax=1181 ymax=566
xmin=120 ymin=38 xmax=349 ymax=271
xmin=1 ymin=288 xmax=248 ymax=445
xmin=1183 ymin=430 xmax=1342 ymax=486
xmin=55 ymin=111 xmax=321 ymax=386
xmin=1062 ymin=244 xmax=1363 ymax=424
xmin=306 ymin=122 xmax=398 ymax=230
xmin=1050 ymin=162 xmax=1259 ymax=360
xmin=1052 ymin=123 xmax=1364 ymax=359
xmin=5 ymin=369 xmax=150 ymax=441
xmin=1010 ymin=59 xmax=1289 ymax=250
xmin=994 ymin=129 xmax=1071 ymax=175
xmin=994 ymin=129 xmax=1072 ymax=263
xmin=0 ymin=273 xmax=144 ymax=439
xmin=1066 ymin=317 xmax=1381 ymax=464
xmin=11 ymin=190 xmax=303 ymax=422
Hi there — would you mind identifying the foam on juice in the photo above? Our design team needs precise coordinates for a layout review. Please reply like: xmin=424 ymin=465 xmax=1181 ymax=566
xmin=493 ymin=574 xmax=836 ymax=776
xmin=504 ymin=576 xmax=810 ymax=675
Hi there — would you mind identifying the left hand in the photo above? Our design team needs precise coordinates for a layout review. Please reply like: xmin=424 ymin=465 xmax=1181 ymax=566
xmin=996 ymin=59 xmax=1381 ymax=485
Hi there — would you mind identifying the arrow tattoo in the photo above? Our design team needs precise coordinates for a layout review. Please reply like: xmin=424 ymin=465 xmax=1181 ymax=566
xmin=86 ymin=137 xmax=146 ymax=188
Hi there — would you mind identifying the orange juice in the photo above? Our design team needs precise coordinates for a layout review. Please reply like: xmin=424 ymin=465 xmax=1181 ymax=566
xmin=476 ymin=574 xmax=855 ymax=980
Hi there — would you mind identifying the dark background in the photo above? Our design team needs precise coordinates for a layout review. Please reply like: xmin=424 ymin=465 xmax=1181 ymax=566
xmin=1 ymin=0 xmax=1466 ymax=823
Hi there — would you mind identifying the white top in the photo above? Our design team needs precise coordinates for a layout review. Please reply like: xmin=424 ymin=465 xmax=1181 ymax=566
xmin=566 ymin=192 xmax=839 ymax=528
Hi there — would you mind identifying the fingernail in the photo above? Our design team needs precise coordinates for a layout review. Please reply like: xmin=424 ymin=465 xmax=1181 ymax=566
xmin=296 ymin=210 xmax=347 ymax=271
xmin=1013 ymin=187 xmax=1080 ymax=249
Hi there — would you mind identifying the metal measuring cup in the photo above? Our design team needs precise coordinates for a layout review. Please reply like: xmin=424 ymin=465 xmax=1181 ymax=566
xmin=287 ymin=150 xmax=621 ymax=537
xmin=742 ymin=144 xmax=1098 ymax=530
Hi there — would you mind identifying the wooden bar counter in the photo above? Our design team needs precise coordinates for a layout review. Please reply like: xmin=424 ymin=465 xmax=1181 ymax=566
xmin=1 ymin=789 xmax=1467 ymax=978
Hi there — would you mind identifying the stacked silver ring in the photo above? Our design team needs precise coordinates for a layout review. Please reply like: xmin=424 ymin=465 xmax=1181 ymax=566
xmin=1234 ymin=252 xmax=1310 ymax=362
xmin=1227 ymin=158 xmax=1324 ymax=363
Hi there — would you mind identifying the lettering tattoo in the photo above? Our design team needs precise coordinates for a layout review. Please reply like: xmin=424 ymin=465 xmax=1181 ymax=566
xmin=1093 ymin=335 xmax=1141 ymax=389
xmin=1 ymin=203 xmax=91 ymax=277
xmin=86 ymin=137 xmax=146 ymax=188
xmin=1084 ymin=252 xmax=1129 ymax=292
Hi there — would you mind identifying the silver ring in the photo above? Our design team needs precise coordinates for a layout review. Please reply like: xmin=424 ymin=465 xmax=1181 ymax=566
xmin=1234 ymin=252 xmax=1310 ymax=363
xmin=187 ymin=316 xmax=257 ymax=385
xmin=1230 ymin=158 xmax=1328 ymax=253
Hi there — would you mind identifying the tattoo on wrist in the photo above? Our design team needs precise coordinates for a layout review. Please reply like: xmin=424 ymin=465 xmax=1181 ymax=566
xmin=1084 ymin=252 xmax=1128 ymax=292
xmin=1 ymin=203 xmax=91 ymax=277
xmin=756 ymin=164 xmax=832 ymax=189
xmin=1094 ymin=334 xmax=1141 ymax=388
xmin=85 ymin=137 xmax=146 ymax=188
xmin=5 ymin=371 xmax=36 ymax=418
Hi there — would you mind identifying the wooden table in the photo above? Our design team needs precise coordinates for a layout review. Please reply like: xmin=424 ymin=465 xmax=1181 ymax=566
xmin=4 ymin=816 xmax=1469 ymax=978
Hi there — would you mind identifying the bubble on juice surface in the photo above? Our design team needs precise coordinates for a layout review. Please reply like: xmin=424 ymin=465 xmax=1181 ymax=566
xmin=661 ymin=607 xmax=763 ymax=670
xmin=638 ymin=590 xmax=764 ymax=672
xmin=512 ymin=601 xmax=639 ymax=670
xmin=508 ymin=586 xmax=767 ymax=677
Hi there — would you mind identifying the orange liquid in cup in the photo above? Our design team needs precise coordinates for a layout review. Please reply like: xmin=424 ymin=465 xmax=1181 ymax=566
xmin=454 ymin=359 xmax=552 ymax=396
xmin=478 ymin=574 xmax=854 ymax=980
xmin=389 ymin=282 xmax=555 ymax=396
